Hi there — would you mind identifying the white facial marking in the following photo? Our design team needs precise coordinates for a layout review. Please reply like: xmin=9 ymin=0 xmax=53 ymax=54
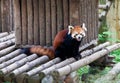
xmin=68 ymin=25 xmax=74 ymax=34
xmin=82 ymin=23 xmax=87 ymax=31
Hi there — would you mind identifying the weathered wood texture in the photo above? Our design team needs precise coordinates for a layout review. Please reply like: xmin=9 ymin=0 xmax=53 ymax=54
xmin=0 ymin=0 xmax=14 ymax=32
xmin=13 ymin=0 xmax=98 ymax=46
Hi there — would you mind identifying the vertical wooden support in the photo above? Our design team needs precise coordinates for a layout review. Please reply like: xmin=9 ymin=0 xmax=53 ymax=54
xmin=1 ymin=0 xmax=9 ymax=32
xmin=63 ymin=0 xmax=69 ymax=29
xmin=39 ymin=0 xmax=46 ymax=45
xmin=21 ymin=0 xmax=27 ymax=45
xmin=27 ymin=0 xmax=33 ymax=45
xmin=9 ymin=0 xmax=14 ymax=31
xmin=51 ymin=0 xmax=57 ymax=42
xmin=33 ymin=0 xmax=39 ymax=45
xmin=56 ymin=0 xmax=63 ymax=32
xmin=0 ymin=0 xmax=2 ymax=32
xmin=13 ymin=0 xmax=22 ymax=46
xmin=45 ymin=0 xmax=51 ymax=46
xmin=69 ymin=0 xmax=80 ymax=25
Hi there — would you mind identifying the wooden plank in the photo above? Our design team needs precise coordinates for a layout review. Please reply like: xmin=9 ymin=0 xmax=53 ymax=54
xmin=1 ymin=0 xmax=9 ymax=32
xmin=45 ymin=0 xmax=51 ymax=46
xmin=69 ymin=0 xmax=79 ymax=25
xmin=63 ymin=0 xmax=69 ymax=29
xmin=39 ymin=0 xmax=46 ymax=46
xmin=21 ymin=0 xmax=27 ymax=45
xmin=13 ymin=0 xmax=22 ymax=46
xmin=33 ymin=0 xmax=39 ymax=45
xmin=0 ymin=0 xmax=2 ymax=32
xmin=27 ymin=0 xmax=33 ymax=45
xmin=51 ymin=0 xmax=57 ymax=42
xmin=9 ymin=0 xmax=14 ymax=31
xmin=56 ymin=0 xmax=63 ymax=32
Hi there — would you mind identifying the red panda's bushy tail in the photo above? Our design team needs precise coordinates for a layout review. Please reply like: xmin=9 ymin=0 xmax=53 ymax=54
xmin=22 ymin=46 xmax=55 ymax=59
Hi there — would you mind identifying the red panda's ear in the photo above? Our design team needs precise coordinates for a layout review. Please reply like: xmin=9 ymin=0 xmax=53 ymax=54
xmin=68 ymin=25 xmax=74 ymax=34
xmin=81 ymin=23 xmax=87 ymax=31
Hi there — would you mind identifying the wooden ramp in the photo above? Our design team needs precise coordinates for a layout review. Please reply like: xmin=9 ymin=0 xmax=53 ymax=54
xmin=0 ymin=32 xmax=120 ymax=83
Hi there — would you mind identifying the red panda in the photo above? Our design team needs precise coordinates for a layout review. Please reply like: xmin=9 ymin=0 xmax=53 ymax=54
xmin=22 ymin=23 xmax=87 ymax=60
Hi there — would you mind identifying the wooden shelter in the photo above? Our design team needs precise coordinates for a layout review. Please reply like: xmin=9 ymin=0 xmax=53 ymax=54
xmin=12 ymin=0 xmax=99 ymax=47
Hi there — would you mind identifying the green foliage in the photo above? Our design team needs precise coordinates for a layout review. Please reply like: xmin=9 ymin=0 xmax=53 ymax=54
xmin=111 ymin=49 xmax=120 ymax=62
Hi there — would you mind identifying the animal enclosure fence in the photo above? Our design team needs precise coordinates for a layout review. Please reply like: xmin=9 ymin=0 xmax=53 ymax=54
xmin=13 ymin=0 xmax=99 ymax=47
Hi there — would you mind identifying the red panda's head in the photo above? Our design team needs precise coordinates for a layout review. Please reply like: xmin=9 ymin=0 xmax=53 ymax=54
xmin=68 ymin=23 xmax=87 ymax=41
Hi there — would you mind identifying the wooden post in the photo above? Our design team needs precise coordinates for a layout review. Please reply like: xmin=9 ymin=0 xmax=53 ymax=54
xmin=21 ymin=0 xmax=27 ymax=45
xmin=56 ymin=0 xmax=63 ymax=32
xmin=63 ymin=0 xmax=69 ymax=29
xmin=51 ymin=0 xmax=57 ymax=42
xmin=13 ymin=0 xmax=22 ymax=46
xmin=69 ymin=0 xmax=79 ymax=25
xmin=39 ymin=0 xmax=46 ymax=45
xmin=45 ymin=0 xmax=52 ymax=46
xmin=27 ymin=0 xmax=33 ymax=45
xmin=33 ymin=0 xmax=39 ymax=45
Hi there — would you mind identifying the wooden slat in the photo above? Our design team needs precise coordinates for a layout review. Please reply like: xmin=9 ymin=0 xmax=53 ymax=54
xmin=33 ymin=0 xmax=39 ymax=45
xmin=45 ymin=0 xmax=51 ymax=46
xmin=13 ymin=0 xmax=22 ymax=46
xmin=39 ymin=0 xmax=46 ymax=45
xmin=27 ymin=0 xmax=33 ymax=45
xmin=21 ymin=0 xmax=27 ymax=45
xmin=69 ymin=0 xmax=79 ymax=25
xmin=56 ymin=0 xmax=63 ymax=32
xmin=63 ymin=0 xmax=69 ymax=29
xmin=0 ymin=0 xmax=2 ymax=32
xmin=51 ymin=0 xmax=57 ymax=42
xmin=9 ymin=0 xmax=13 ymax=31
xmin=1 ymin=0 xmax=9 ymax=32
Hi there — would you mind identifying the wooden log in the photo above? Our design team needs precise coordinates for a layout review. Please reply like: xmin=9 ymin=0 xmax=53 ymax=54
xmin=0 ymin=33 xmax=15 ymax=43
xmin=79 ymin=39 xmax=98 ymax=52
xmin=1 ymin=0 xmax=9 ymax=32
xmin=69 ymin=0 xmax=79 ymax=25
xmin=39 ymin=0 xmax=46 ymax=45
xmin=95 ymin=62 xmax=120 ymax=82
xmin=0 ymin=54 xmax=27 ymax=69
xmin=0 ymin=49 xmax=22 ymax=63
xmin=27 ymin=0 xmax=33 ymax=45
xmin=53 ymin=43 xmax=120 ymax=77
xmin=33 ymin=0 xmax=39 ymax=45
xmin=45 ymin=0 xmax=51 ymax=46
xmin=21 ymin=0 xmax=27 ymax=45
xmin=13 ymin=0 xmax=22 ymax=46
xmin=81 ymin=42 xmax=110 ymax=58
xmin=39 ymin=58 xmax=76 ymax=79
xmin=0 ymin=54 xmax=38 ymax=75
xmin=0 ymin=38 xmax=15 ymax=50
xmin=63 ymin=0 xmax=69 ymax=29
xmin=0 ymin=32 xmax=8 ymax=38
xmin=10 ymin=56 xmax=49 ymax=77
xmin=25 ymin=58 xmax=61 ymax=77
xmin=51 ymin=0 xmax=57 ymax=42
xmin=56 ymin=0 xmax=63 ymax=32
xmin=0 ymin=45 xmax=16 ymax=57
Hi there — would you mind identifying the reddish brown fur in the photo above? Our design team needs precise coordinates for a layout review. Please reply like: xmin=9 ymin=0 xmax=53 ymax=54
xmin=71 ymin=26 xmax=84 ymax=34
